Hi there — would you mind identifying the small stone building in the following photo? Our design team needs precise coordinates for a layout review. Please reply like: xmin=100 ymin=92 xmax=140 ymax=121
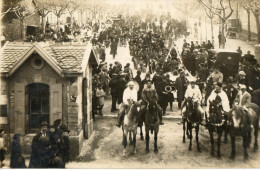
xmin=0 ymin=41 xmax=98 ymax=158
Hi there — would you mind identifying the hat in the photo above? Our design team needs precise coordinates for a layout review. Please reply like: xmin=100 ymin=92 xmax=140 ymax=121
xmin=60 ymin=124 xmax=70 ymax=132
xmin=54 ymin=119 xmax=61 ymax=127
xmin=239 ymin=71 xmax=246 ymax=76
xmin=40 ymin=121 xmax=48 ymax=127
xmin=239 ymin=84 xmax=247 ymax=89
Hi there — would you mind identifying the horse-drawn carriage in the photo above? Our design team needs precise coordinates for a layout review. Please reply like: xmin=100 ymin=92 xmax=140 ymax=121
xmin=208 ymin=49 xmax=241 ymax=81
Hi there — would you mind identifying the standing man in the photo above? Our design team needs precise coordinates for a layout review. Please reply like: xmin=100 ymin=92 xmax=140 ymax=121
xmin=207 ymin=67 xmax=223 ymax=84
xmin=175 ymin=71 xmax=188 ymax=109
xmin=116 ymin=81 xmax=138 ymax=127
xmin=29 ymin=121 xmax=51 ymax=168
xmin=109 ymin=73 xmax=119 ymax=112
xmin=110 ymin=38 xmax=118 ymax=59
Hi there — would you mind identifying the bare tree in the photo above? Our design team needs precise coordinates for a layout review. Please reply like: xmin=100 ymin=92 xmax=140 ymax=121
xmin=49 ymin=0 xmax=69 ymax=31
xmin=13 ymin=0 xmax=37 ymax=39
xmin=239 ymin=0 xmax=260 ymax=43
xmin=199 ymin=0 xmax=234 ymax=35
xmin=67 ymin=0 xmax=80 ymax=28
xmin=204 ymin=0 xmax=215 ymax=44
xmin=33 ymin=0 xmax=52 ymax=34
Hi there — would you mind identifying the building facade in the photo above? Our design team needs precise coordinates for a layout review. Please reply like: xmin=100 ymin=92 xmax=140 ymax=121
xmin=0 ymin=41 xmax=98 ymax=158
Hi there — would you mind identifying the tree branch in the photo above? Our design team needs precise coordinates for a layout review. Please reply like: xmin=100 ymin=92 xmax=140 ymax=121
xmin=199 ymin=0 xmax=223 ymax=19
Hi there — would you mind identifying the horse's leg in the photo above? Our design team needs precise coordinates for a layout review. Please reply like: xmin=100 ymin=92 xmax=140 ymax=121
xmin=189 ymin=124 xmax=192 ymax=151
xmin=230 ymin=134 xmax=236 ymax=160
xmin=196 ymin=125 xmax=201 ymax=152
xmin=209 ymin=128 xmax=215 ymax=156
xmin=254 ymin=123 xmax=259 ymax=151
xmin=140 ymin=126 xmax=144 ymax=141
xmin=246 ymin=128 xmax=252 ymax=148
xmin=129 ymin=132 xmax=133 ymax=145
xmin=133 ymin=131 xmax=137 ymax=154
xmin=154 ymin=128 xmax=158 ymax=153
xmin=122 ymin=127 xmax=124 ymax=145
xmin=217 ymin=128 xmax=223 ymax=158
xmin=224 ymin=124 xmax=228 ymax=144
xmin=145 ymin=130 xmax=150 ymax=153
xmin=183 ymin=120 xmax=186 ymax=143
xmin=243 ymin=134 xmax=249 ymax=161
xmin=123 ymin=132 xmax=127 ymax=157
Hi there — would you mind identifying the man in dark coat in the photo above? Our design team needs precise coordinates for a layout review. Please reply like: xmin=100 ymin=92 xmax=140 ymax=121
xmin=10 ymin=134 xmax=26 ymax=168
xmin=29 ymin=121 xmax=51 ymax=168
xmin=134 ymin=70 xmax=142 ymax=100
xmin=223 ymin=77 xmax=238 ymax=108
xmin=175 ymin=71 xmax=188 ymax=109
xmin=109 ymin=73 xmax=119 ymax=112
xmin=59 ymin=125 xmax=70 ymax=168
xmin=110 ymin=38 xmax=118 ymax=59
xmin=117 ymin=74 xmax=127 ymax=105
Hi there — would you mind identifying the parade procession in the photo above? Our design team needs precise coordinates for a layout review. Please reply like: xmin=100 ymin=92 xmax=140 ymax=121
xmin=1 ymin=0 xmax=260 ymax=169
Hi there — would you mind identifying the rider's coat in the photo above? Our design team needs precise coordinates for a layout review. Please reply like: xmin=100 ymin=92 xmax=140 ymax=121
xmin=235 ymin=90 xmax=252 ymax=107
xmin=207 ymin=89 xmax=230 ymax=113
xmin=184 ymin=85 xmax=202 ymax=102
xmin=142 ymin=85 xmax=158 ymax=103
xmin=123 ymin=87 xmax=137 ymax=105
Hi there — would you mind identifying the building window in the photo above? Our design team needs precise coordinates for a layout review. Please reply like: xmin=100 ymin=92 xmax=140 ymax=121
xmin=31 ymin=56 xmax=45 ymax=70
xmin=27 ymin=83 xmax=50 ymax=131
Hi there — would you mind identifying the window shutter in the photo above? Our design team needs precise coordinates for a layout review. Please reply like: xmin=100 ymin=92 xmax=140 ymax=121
xmin=50 ymin=83 xmax=62 ymax=125
xmin=14 ymin=83 xmax=25 ymax=134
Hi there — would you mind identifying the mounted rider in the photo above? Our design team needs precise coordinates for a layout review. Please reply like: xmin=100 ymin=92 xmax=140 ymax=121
xmin=207 ymin=82 xmax=230 ymax=114
xmin=116 ymin=81 xmax=138 ymax=127
xmin=140 ymin=80 xmax=164 ymax=125
xmin=181 ymin=80 xmax=204 ymax=122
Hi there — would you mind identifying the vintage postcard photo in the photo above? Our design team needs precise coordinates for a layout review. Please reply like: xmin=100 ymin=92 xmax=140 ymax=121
xmin=0 ymin=0 xmax=260 ymax=168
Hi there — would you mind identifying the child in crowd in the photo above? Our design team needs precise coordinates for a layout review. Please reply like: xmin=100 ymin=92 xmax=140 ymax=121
xmin=0 ymin=129 xmax=7 ymax=167
xmin=96 ymin=84 xmax=106 ymax=116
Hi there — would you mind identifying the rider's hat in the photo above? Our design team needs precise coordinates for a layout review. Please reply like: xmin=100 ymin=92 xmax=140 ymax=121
xmin=127 ymin=81 xmax=135 ymax=86
xmin=239 ymin=71 xmax=246 ymax=76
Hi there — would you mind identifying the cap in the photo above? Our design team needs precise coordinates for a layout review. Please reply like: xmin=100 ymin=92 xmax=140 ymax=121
xmin=239 ymin=71 xmax=246 ymax=76
xmin=40 ymin=121 xmax=49 ymax=127
xmin=54 ymin=119 xmax=61 ymax=127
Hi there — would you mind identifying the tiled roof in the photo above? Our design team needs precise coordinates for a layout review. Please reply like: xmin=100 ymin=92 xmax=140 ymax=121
xmin=0 ymin=41 xmax=91 ymax=74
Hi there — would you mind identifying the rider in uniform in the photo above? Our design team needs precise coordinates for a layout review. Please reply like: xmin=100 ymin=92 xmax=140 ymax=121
xmin=181 ymin=80 xmax=204 ymax=122
xmin=116 ymin=81 xmax=138 ymax=127
xmin=140 ymin=80 xmax=164 ymax=125
xmin=207 ymin=82 xmax=230 ymax=114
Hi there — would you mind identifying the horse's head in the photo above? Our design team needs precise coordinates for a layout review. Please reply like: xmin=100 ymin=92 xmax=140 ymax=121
xmin=229 ymin=106 xmax=248 ymax=128
xmin=126 ymin=101 xmax=141 ymax=118
xmin=209 ymin=97 xmax=223 ymax=124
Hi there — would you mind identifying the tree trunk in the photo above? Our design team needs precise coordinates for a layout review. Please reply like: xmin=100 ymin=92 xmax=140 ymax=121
xmin=211 ymin=17 xmax=214 ymax=46
xmin=20 ymin=19 xmax=24 ymax=39
xmin=247 ymin=10 xmax=251 ymax=41
xmin=255 ymin=13 xmax=260 ymax=43
xmin=42 ymin=15 xmax=45 ymax=34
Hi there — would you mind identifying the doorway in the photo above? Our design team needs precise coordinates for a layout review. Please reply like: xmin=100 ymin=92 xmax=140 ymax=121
xmin=27 ymin=83 xmax=50 ymax=131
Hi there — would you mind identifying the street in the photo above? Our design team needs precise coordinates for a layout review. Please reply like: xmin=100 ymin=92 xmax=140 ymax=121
xmin=67 ymin=116 xmax=260 ymax=169
xmin=67 ymin=39 xmax=260 ymax=168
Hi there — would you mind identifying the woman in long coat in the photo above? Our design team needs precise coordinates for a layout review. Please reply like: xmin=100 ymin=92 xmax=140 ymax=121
xmin=110 ymin=38 xmax=118 ymax=59
xmin=175 ymin=71 xmax=188 ymax=109
xmin=10 ymin=134 xmax=26 ymax=168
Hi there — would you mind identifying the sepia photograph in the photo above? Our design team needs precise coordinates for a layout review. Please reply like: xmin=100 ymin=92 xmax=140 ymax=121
xmin=0 ymin=0 xmax=260 ymax=168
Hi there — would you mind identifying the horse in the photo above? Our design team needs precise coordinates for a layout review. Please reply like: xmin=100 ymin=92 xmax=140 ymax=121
xmin=227 ymin=103 xmax=259 ymax=160
xmin=205 ymin=96 xmax=227 ymax=158
xmin=182 ymin=97 xmax=202 ymax=152
xmin=122 ymin=101 xmax=141 ymax=157
xmin=144 ymin=101 xmax=160 ymax=153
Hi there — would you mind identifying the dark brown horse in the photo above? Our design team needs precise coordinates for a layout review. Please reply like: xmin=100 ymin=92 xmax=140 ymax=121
xmin=205 ymin=95 xmax=227 ymax=158
xmin=182 ymin=97 xmax=202 ymax=152
xmin=227 ymin=103 xmax=259 ymax=160
xmin=144 ymin=101 xmax=160 ymax=153
xmin=122 ymin=101 xmax=141 ymax=157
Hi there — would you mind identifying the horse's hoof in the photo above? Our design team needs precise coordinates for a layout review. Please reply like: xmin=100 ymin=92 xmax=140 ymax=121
xmin=244 ymin=156 xmax=249 ymax=161
xmin=211 ymin=151 xmax=215 ymax=157
xmin=141 ymin=136 xmax=144 ymax=141
xmin=154 ymin=149 xmax=159 ymax=154
xmin=198 ymin=148 xmax=202 ymax=153
xmin=133 ymin=150 xmax=137 ymax=154
xmin=189 ymin=147 xmax=192 ymax=151
xmin=230 ymin=155 xmax=235 ymax=160
xmin=224 ymin=139 xmax=228 ymax=144
xmin=183 ymin=139 xmax=186 ymax=143
xmin=217 ymin=153 xmax=221 ymax=159
xmin=146 ymin=149 xmax=150 ymax=153
xmin=254 ymin=144 xmax=258 ymax=152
